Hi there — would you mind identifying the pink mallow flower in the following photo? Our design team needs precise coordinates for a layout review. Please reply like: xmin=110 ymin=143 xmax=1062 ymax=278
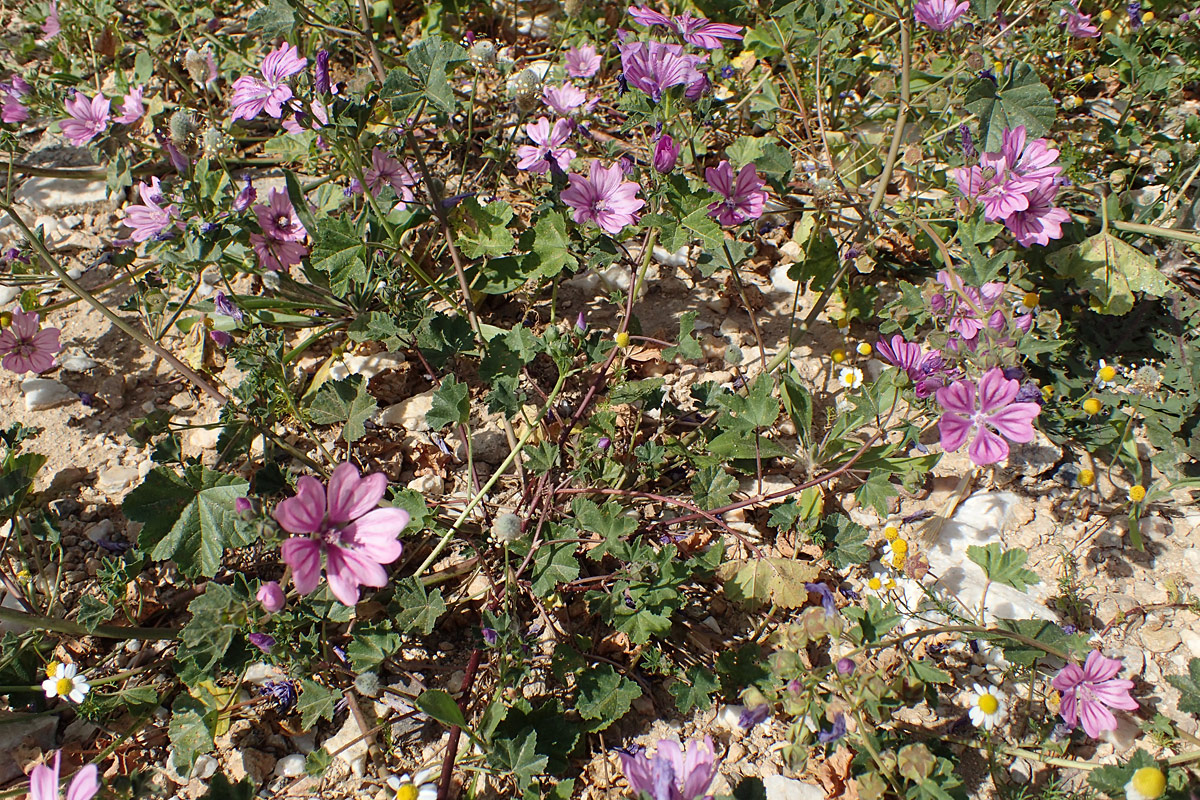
xmin=250 ymin=235 xmax=308 ymax=271
xmin=1052 ymin=650 xmax=1139 ymax=739
xmin=565 ymin=44 xmax=601 ymax=79
xmin=276 ymin=462 xmax=409 ymax=607
xmin=40 ymin=0 xmax=60 ymax=42
xmin=706 ymin=161 xmax=767 ymax=226
xmin=619 ymin=41 xmax=707 ymax=103
xmin=561 ymin=159 xmax=645 ymax=235
xmin=59 ymin=92 xmax=110 ymax=147
xmin=231 ymin=43 xmax=307 ymax=121
xmin=627 ymin=6 xmax=744 ymax=49
xmin=516 ymin=117 xmax=576 ymax=174
xmin=619 ymin=736 xmax=719 ymax=800
xmin=913 ymin=0 xmax=970 ymax=30
xmin=361 ymin=147 xmax=417 ymax=205
xmin=1064 ymin=7 xmax=1102 ymax=37
xmin=543 ymin=82 xmax=594 ymax=117
xmin=936 ymin=368 xmax=1040 ymax=465
xmin=254 ymin=188 xmax=308 ymax=242
xmin=1 ymin=76 xmax=29 ymax=124
xmin=124 ymin=177 xmax=177 ymax=242
xmin=1005 ymin=179 xmax=1071 ymax=248
xmin=28 ymin=750 xmax=98 ymax=800
xmin=114 ymin=85 xmax=145 ymax=125
xmin=0 ymin=307 xmax=62 ymax=374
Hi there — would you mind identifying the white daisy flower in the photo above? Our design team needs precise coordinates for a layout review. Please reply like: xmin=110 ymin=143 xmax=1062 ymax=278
xmin=1124 ymin=766 xmax=1167 ymax=800
xmin=388 ymin=768 xmax=438 ymax=800
xmin=1095 ymin=359 xmax=1119 ymax=389
xmin=966 ymin=683 xmax=1006 ymax=730
xmin=41 ymin=662 xmax=90 ymax=704
xmin=838 ymin=366 xmax=864 ymax=390
xmin=861 ymin=571 xmax=896 ymax=597
xmin=881 ymin=536 xmax=909 ymax=565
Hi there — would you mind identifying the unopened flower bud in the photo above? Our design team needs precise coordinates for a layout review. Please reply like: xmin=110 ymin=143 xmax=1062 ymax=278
xmin=469 ymin=39 xmax=497 ymax=69
xmin=168 ymin=110 xmax=200 ymax=157
xmin=836 ymin=657 xmax=856 ymax=675
xmin=233 ymin=177 xmax=256 ymax=212
xmin=491 ymin=512 xmax=523 ymax=543
xmin=653 ymin=134 xmax=679 ymax=173
xmin=314 ymin=50 xmax=332 ymax=94
xmin=257 ymin=581 xmax=285 ymax=613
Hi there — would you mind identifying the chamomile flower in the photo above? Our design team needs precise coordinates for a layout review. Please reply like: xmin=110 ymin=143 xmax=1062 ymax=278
xmin=838 ymin=366 xmax=864 ymax=390
xmin=882 ymin=536 xmax=909 ymax=566
xmin=1128 ymin=485 xmax=1146 ymax=503
xmin=387 ymin=768 xmax=438 ymax=800
xmin=862 ymin=571 xmax=896 ymax=597
xmin=1095 ymin=359 xmax=1119 ymax=389
xmin=1124 ymin=766 xmax=1166 ymax=800
xmin=856 ymin=342 xmax=872 ymax=356
xmin=966 ymin=683 xmax=1007 ymax=730
xmin=41 ymin=662 xmax=91 ymax=704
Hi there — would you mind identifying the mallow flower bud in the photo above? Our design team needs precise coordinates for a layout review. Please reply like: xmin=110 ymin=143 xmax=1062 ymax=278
xmin=653 ymin=134 xmax=679 ymax=173
xmin=257 ymin=581 xmax=285 ymax=613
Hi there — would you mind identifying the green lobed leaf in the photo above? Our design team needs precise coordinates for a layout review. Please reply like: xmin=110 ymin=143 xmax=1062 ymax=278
xmin=575 ymin=664 xmax=641 ymax=728
xmin=456 ymin=198 xmax=516 ymax=260
xmin=125 ymin=466 xmax=250 ymax=578
xmin=488 ymin=731 xmax=548 ymax=791
xmin=405 ymin=37 xmax=468 ymax=114
xmin=391 ymin=576 xmax=447 ymax=634
xmin=963 ymin=62 xmax=1056 ymax=151
xmin=1087 ymin=749 xmax=1160 ymax=795
xmin=310 ymin=217 xmax=368 ymax=295
xmin=1165 ymin=657 xmax=1200 ymax=716
xmin=247 ymin=0 xmax=297 ymax=37
xmin=76 ymin=596 xmax=115 ymax=633
xmin=668 ymin=665 xmax=720 ymax=713
xmin=168 ymin=706 xmax=214 ymax=772
xmin=1048 ymin=231 xmax=1174 ymax=315
xmin=716 ymin=558 xmax=820 ymax=608
xmin=308 ymin=375 xmax=378 ymax=442
xmin=531 ymin=543 xmax=581 ymax=596
xmin=967 ymin=543 xmax=1040 ymax=592
xmin=819 ymin=514 xmax=871 ymax=569
xmin=298 ymin=679 xmax=338 ymax=730
xmin=662 ymin=310 xmax=703 ymax=361
xmin=426 ymin=374 xmax=470 ymax=430
xmin=524 ymin=211 xmax=578 ymax=279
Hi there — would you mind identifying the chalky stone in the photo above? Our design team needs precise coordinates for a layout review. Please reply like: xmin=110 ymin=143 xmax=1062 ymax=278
xmin=21 ymin=377 xmax=76 ymax=411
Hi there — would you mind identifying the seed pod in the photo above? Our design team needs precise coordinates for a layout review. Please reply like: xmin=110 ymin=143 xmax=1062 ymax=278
xmin=469 ymin=39 xmax=497 ymax=69
xmin=168 ymin=110 xmax=200 ymax=157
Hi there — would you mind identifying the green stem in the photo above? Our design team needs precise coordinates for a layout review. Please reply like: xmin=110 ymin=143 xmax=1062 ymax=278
xmin=0 ymin=606 xmax=177 ymax=640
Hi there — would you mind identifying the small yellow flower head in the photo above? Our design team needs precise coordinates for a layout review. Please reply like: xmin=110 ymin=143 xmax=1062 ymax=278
xmin=861 ymin=46 xmax=879 ymax=60
xmin=993 ymin=60 xmax=1004 ymax=74
xmin=1078 ymin=468 xmax=1096 ymax=487
xmin=891 ymin=553 xmax=907 ymax=570
xmin=615 ymin=331 xmax=630 ymax=349
xmin=1141 ymin=10 xmax=1154 ymax=22
xmin=0 ymin=311 xmax=10 ymax=328
xmin=1083 ymin=72 xmax=1095 ymax=82
xmin=863 ymin=12 xmax=877 ymax=26
xmin=892 ymin=538 xmax=908 ymax=555
xmin=1100 ymin=8 xmax=1113 ymax=21
xmin=1022 ymin=292 xmax=1040 ymax=310
xmin=1063 ymin=95 xmax=1082 ymax=110
xmin=1125 ymin=766 xmax=1166 ymax=800
xmin=1128 ymin=485 xmax=1146 ymax=503
xmin=884 ymin=525 xmax=899 ymax=541
xmin=1098 ymin=364 xmax=1117 ymax=383
xmin=46 ymin=661 xmax=61 ymax=681
xmin=856 ymin=342 xmax=872 ymax=356
xmin=1041 ymin=385 xmax=1055 ymax=401
xmin=16 ymin=568 xmax=30 ymax=583
xmin=834 ymin=315 xmax=850 ymax=329
xmin=831 ymin=348 xmax=847 ymax=364
xmin=1083 ymin=398 xmax=1103 ymax=416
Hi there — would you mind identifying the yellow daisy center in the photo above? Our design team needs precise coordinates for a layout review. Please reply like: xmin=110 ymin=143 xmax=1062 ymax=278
xmin=615 ymin=332 xmax=630 ymax=349
xmin=1128 ymin=485 xmax=1146 ymax=503
xmin=1078 ymin=468 xmax=1096 ymax=487
xmin=395 ymin=785 xmax=419 ymax=800
xmin=977 ymin=693 xmax=999 ymax=714
xmin=867 ymin=577 xmax=882 ymax=590
xmin=1098 ymin=365 xmax=1117 ymax=382
xmin=1141 ymin=10 xmax=1154 ymax=22
xmin=1099 ymin=9 xmax=1112 ymax=21
xmin=1083 ymin=398 xmax=1102 ymax=415
xmin=891 ymin=553 xmax=906 ymax=569
xmin=863 ymin=12 xmax=876 ymax=26
xmin=856 ymin=342 xmax=872 ymax=356
xmin=883 ymin=526 xmax=899 ymax=541
xmin=1129 ymin=767 xmax=1165 ymax=799
xmin=55 ymin=678 xmax=74 ymax=696
xmin=1022 ymin=292 xmax=1039 ymax=309
xmin=831 ymin=348 xmax=847 ymax=364
xmin=891 ymin=538 xmax=908 ymax=555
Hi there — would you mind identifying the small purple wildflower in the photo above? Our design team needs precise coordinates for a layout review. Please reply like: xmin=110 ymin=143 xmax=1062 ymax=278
xmin=482 ymin=627 xmax=499 ymax=645
xmin=247 ymin=632 xmax=276 ymax=653
xmin=805 ymin=582 xmax=837 ymax=617
xmin=214 ymin=292 xmax=244 ymax=322
xmin=738 ymin=704 xmax=770 ymax=729
xmin=258 ymin=680 xmax=299 ymax=710
xmin=817 ymin=713 xmax=847 ymax=744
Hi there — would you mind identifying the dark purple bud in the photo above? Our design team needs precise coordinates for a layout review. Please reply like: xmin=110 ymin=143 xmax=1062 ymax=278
xmin=786 ymin=679 xmax=802 ymax=695
xmin=247 ymin=632 xmax=275 ymax=653
xmin=235 ymin=496 xmax=253 ymax=515
xmin=738 ymin=704 xmax=770 ymax=729
xmin=233 ymin=177 xmax=256 ymax=212
xmin=214 ymin=291 xmax=244 ymax=322
xmin=345 ymin=179 xmax=362 ymax=196
xmin=619 ymin=155 xmax=635 ymax=177
xmin=78 ymin=392 xmax=94 ymax=407
xmin=481 ymin=627 xmax=498 ymax=645
xmin=720 ymin=65 xmax=735 ymax=80
xmin=200 ymin=222 xmax=218 ymax=234
xmin=463 ymin=31 xmax=476 ymax=44
xmin=597 ymin=437 xmax=611 ymax=451
xmin=1014 ymin=381 xmax=1042 ymax=405
xmin=1128 ymin=1 xmax=1143 ymax=27
xmin=836 ymin=657 xmax=855 ymax=675
xmin=959 ymin=123 xmax=976 ymax=161
xmin=314 ymin=50 xmax=331 ymax=94
xmin=1002 ymin=366 xmax=1024 ymax=381
xmin=653 ymin=134 xmax=679 ymax=174
xmin=817 ymin=713 xmax=846 ymax=744
xmin=441 ymin=192 xmax=475 ymax=209
xmin=209 ymin=330 xmax=232 ymax=348
xmin=575 ymin=311 xmax=587 ymax=332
